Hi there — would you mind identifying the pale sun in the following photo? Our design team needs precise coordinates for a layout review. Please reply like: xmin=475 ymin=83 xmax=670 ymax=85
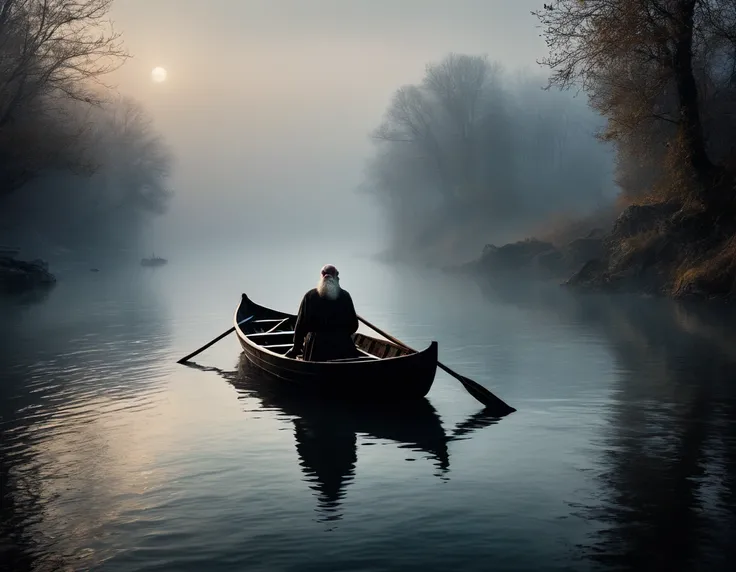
xmin=151 ymin=67 xmax=168 ymax=83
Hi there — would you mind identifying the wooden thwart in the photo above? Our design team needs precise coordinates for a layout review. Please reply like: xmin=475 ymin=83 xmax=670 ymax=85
xmin=247 ymin=330 xmax=295 ymax=338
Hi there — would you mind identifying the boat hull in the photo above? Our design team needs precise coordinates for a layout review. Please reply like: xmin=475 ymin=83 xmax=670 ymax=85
xmin=234 ymin=293 xmax=438 ymax=400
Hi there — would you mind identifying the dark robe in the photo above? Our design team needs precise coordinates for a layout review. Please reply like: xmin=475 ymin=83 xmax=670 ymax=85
xmin=291 ymin=288 xmax=359 ymax=361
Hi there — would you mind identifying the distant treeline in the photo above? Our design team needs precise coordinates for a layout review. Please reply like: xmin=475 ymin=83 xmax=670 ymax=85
xmin=365 ymin=0 xmax=736 ymax=264
xmin=362 ymin=53 xmax=615 ymax=262
xmin=0 ymin=0 xmax=171 ymax=260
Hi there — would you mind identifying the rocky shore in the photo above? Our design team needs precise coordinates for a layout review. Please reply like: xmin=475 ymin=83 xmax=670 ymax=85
xmin=454 ymin=230 xmax=606 ymax=280
xmin=0 ymin=252 xmax=56 ymax=297
xmin=459 ymin=202 xmax=736 ymax=301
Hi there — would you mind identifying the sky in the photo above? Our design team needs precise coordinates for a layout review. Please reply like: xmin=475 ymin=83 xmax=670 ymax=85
xmin=106 ymin=0 xmax=551 ymax=253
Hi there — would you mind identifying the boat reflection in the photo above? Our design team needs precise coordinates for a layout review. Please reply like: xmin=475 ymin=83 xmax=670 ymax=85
xmin=188 ymin=354 xmax=500 ymax=523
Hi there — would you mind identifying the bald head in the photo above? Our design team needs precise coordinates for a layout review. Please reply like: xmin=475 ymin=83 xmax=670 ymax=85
xmin=317 ymin=264 xmax=341 ymax=300
xmin=320 ymin=264 xmax=339 ymax=278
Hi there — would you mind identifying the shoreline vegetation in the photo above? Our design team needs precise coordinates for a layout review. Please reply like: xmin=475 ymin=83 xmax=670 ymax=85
xmin=0 ymin=0 xmax=171 ymax=299
xmin=364 ymin=1 xmax=736 ymax=302
xmin=456 ymin=200 xmax=736 ymax=301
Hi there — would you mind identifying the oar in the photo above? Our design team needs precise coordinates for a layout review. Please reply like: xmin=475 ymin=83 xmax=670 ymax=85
xmin=357 ymin=315 xmax=516 ymax=415
xmin=177 ymin=315 xmax=254 ymax=364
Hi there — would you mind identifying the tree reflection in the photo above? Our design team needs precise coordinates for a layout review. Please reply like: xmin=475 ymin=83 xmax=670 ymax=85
xmin=189 ymin=355 xmax=500 ymax=524
xmin=476 ymin=276 xmax=736 ymax=570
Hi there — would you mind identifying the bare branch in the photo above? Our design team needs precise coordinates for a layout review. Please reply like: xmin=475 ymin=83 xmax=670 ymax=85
xmin=0 ymin=0 xmax=128 ymax=126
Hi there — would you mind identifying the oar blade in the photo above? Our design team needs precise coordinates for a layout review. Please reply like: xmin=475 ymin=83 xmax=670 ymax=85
xmin=455 ymin=373 xmax=516 ymax=415
xmin=357 ymin=314 xmax=516 ymax=414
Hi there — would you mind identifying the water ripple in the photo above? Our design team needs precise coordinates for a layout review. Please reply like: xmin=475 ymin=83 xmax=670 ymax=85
xmin=3 ymin=267 xmax=736 ymax=571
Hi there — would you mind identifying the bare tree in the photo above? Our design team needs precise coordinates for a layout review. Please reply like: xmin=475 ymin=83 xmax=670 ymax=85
xmin=0 ymin=0 xmax=128 ymax=195
xmin=88 ymin=96 xmax=173 ymax=215
xmin=0 ymin=96 xmax=94 ymax=193
xmin=533 ymin=0 xmax=735 ymax=208
xmin=0 ymin=0 xmax=127 ymax=127
xmin=422 ymin=54 xmax=497 ymax=201
xmin=372 ymin=55 xmax=504 ymax=203
xmin=372 ymin=85 xmax=453 ymax=199
xmin=364 ymin=52 xmax=614 ymax=261
xmin=423 ymin=53 xmax=490 ymax=141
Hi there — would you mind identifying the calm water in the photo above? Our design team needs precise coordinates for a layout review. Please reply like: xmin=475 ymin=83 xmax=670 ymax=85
xmin=1 ymin=248 xmax=735 ymax=571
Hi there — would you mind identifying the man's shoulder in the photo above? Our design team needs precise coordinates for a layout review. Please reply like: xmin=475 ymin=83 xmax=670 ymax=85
xmin=302 ymin=288 xmax=353 ymax=301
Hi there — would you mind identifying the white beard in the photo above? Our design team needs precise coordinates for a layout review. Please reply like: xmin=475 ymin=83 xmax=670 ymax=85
xmin=317 ymin=276 xmax=341 ymax=300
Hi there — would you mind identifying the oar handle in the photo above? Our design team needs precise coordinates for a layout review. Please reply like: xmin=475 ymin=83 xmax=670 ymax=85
xmin=358 ymin=316 xmax=453 ymax=378
xmin=357 ymin=314 xmax=516 ymax=414
xmin=358 ymin=316 xmax=461 ymax=378
xmin=357 ymin=315 xmax=416 ymax=352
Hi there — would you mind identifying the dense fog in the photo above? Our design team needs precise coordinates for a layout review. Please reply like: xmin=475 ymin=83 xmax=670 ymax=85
xmin=1 ymin=0 xmax=618 ymax=270
xmin=362 ymin=55 xmax=615 ymax=262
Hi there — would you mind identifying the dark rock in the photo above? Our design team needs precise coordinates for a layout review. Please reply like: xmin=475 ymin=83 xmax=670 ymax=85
xmin=533 ymin=248 xmax=567 ymax=276
xmin=465 ymin=235 xmax=602 ymax=279
xmin=565 ymin=258 xmax=609 ymax=288
xmin=478 ymin=238 xmax=557 ymax=273
xmin=564 ymin=203 xmax=682 ymax=291
xmin=464 ymin=199 xmax=736 ymax=300
xmin=565 ymin=237 xmax=604 ymax=267
xmin=564 ymin=202 xmax=736 ymax=299
xmin=0 ymin=256 xmax=56 ymax=295
xmin=473 ymin=235 xmax=604 ymax=279
xmin=606 ymin=202 xmax=680 ymax=244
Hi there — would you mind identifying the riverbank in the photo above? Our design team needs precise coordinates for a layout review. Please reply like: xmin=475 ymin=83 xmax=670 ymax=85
xmin=459 ymin=201 xmax=736 ymax=301
xmin=0 ymin=255 xmax=56 ymax=298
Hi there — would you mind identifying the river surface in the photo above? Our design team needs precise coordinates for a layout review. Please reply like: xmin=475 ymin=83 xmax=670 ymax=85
xmin=1 ymin=247 xmax=735 ymax=571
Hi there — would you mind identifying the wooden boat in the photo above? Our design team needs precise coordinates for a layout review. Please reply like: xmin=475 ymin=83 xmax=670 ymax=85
xmin=234 ymin=293 xmax=438 ymax=400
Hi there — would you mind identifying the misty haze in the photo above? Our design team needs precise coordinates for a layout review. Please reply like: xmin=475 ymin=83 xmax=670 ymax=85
xmin=2 ymin=1 xmax=736 ymax=571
